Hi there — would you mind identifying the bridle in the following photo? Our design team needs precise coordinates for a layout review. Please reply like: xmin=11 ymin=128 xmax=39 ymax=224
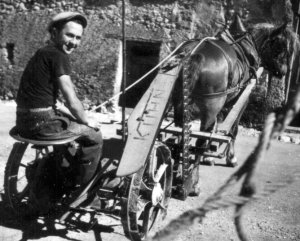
xmin=254 ymin=30 xmax=289 ymax=77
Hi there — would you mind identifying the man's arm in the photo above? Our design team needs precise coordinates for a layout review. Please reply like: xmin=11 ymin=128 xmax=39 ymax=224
xmin=57 ymin=75 xmax=89 ymax=125
xmin=55 ymin=100 xmax=76 ymax=121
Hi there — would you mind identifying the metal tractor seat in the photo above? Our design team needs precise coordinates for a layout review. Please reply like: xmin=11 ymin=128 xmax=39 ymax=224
xmin=9 ymin=126 xmax=81 ymax=146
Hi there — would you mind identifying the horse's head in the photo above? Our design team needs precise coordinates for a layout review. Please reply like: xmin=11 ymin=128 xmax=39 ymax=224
xmin=256 ymin=22 xmax=298 ymax=78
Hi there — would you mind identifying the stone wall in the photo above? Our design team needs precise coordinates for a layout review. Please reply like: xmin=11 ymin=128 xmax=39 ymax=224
xmin=0 ymin=0 xmax=226 ymax=104
xmin=0 ymin=0 xmax=295 ymax=127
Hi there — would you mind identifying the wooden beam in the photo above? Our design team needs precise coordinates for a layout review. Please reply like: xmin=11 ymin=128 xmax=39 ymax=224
xmin=160 ymin=126 xmax=232 ymax=143
xmin=218 ymin=68 xmax=263 ymax=134
xmin=116 ymin=66 xmax=181 ymax=177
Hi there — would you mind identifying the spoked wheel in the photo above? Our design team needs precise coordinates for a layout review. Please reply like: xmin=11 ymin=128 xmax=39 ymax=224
xmin=121 ymin=141 xmax=173 ymax=241
xmin=4 ymin=142 xmax=46 ymax=216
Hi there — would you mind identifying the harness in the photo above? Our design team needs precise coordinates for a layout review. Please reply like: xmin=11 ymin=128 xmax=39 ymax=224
xmin=190 ymin=30 xmax=259 ymax=99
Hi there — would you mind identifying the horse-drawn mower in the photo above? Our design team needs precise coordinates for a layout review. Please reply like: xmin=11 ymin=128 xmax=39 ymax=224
xmin=4 ymin=41 xmax=261 ymax=241
xmin=4 ymin=14 xmax=293 ymax=240
xmin=115 ymin=45 xmax=263 ymax=239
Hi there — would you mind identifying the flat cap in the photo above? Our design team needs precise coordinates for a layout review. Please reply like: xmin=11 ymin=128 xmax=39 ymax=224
xmin=48 ymin=12 xmax=87 ymax=32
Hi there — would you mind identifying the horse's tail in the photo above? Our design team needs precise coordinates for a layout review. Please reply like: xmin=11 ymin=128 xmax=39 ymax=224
xmin=173 ymin=53 xmax=204 ymax=126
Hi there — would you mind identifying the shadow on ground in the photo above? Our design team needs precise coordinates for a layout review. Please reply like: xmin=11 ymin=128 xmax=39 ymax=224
xmin=0 ymin=195 xmax=120 ymax=241
xmin=0 ymin=137 xmax=126 ymax=241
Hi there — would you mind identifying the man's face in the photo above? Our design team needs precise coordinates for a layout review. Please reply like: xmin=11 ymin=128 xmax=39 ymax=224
xmin=53 ymin=21 xmax=83 ymax=55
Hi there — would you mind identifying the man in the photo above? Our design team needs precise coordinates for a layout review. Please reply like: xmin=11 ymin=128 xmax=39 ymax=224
xmin=16 ymin=12 xmax=102 ymax=185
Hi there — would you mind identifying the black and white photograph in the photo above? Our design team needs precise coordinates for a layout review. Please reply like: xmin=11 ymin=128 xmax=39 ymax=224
xmin=0 ymin=0 xmax=299 ymax=240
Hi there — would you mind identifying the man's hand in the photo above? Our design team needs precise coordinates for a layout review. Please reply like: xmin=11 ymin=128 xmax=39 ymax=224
xmin=86 ymin=113 xmax=101 ymax=130
xmin=55 ymin=100 xmax=76 ymax=121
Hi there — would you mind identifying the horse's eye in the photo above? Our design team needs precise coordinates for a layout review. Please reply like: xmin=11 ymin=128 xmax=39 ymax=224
xmin=270 ymin=40 xmax=286 ymax=56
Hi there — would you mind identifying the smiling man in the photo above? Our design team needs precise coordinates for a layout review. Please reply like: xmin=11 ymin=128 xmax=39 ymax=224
xmin=16 ymin=12 xmax=103 ymax=186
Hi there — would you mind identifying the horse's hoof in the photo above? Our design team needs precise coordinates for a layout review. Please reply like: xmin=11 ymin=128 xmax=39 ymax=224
xmin=226 ymin=156 xmax=238 ymax=167
xmin=202 ymin=157 xmax=215 ymax=166
xmin=189 ymin=185 xmax=201 ymax=197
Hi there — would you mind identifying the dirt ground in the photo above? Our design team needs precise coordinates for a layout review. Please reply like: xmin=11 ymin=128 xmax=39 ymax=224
xmin=0 ymin=101 xmax=299 ymax=241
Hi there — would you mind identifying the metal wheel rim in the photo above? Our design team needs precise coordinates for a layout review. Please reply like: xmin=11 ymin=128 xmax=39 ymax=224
xmin=121 ymin=142 xmax=173 ymax=241
xmin=4 ymin=143 xmax=32 ymax=213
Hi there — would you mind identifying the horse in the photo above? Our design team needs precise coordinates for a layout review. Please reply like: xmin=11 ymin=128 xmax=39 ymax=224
xmin=172 ymin=15 xmax=299 ymax=170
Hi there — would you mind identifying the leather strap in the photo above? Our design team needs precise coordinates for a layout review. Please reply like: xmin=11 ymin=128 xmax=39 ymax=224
xmin=17 ymin=106 xmax=53 ymax=113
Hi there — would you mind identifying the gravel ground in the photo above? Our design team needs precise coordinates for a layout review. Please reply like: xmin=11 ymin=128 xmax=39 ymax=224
xmin=0 ymin=100 xmax=299 ymax=241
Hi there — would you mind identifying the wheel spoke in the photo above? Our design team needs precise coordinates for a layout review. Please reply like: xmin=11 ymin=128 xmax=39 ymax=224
xmin=148 ymin=207 xmax=159 ymax=230
xmin=8 ymin=174 xmax=18 ymax=181
xmin=153 ymin=163 xmax=168 ymax=183
xmin=18 ymin=174 xmax=26 ymax=182
xmin=8 ymin=173 xmax=27 ymax=184
xmin=9 ymin=174 xmax=26 ymax=183
xmin=136 ymin=197 xmax=151 ymax=219
xmin=19 ymin=163 xmax=27 ymax=168
xmin=15 ymin=185 xmax=29 ymax=200
xmin=140 ymin=180 xmax=151 ymax=192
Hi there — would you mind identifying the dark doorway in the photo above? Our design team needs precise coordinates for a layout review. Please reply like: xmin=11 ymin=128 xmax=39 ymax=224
xmin=119 ymin=40 xmax=161 ymax=108
xmin=6 ymin=43 xmax=15 ymax=65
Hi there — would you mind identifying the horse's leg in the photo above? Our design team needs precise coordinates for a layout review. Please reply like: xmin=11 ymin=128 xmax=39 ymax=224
xmin=182 ymin=44 xmax=230 ymax=195
xmin=189 ymin=122 xmax=224 ymax=195
xmin=194 ymin=96 xmax=226 ymax=166
xmin=189 ymin=119 xmax=217 ymax=197
xmin=225 ymin=101 xmax=246 ymax=167
xmin=226 ymin=122 xmax=238 ymax=167
xmin=195 ymin=122 xmax=217 ymax=166
xmin=189 ymin=162 xmax=201 ymax=196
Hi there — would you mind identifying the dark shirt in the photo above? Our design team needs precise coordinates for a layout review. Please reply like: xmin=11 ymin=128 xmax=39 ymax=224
xmin=16 ymin=44 xmax=71 ymax=108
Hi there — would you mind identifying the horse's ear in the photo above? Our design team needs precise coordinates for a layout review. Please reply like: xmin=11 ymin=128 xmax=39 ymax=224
xmin=270 ymin=22 xmax=288 ymax=38
xmin=229 ymin=14 xmax=247 ymax=36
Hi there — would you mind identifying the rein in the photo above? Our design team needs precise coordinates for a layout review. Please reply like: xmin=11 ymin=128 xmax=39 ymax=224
xmin=255 ymin=32 xmax=270 ymax=56
xmin=190 ymin=36 xmax=217 ymax=55
xmin=192 ymin=84 xmax=246 ymax=99
xmin=228 ymin=33 xmax=248 ymax=46
xmin=190 ymin=34 xmax=259 ymax=99
xmin=193 ymin=65 xmax=258 ymax=99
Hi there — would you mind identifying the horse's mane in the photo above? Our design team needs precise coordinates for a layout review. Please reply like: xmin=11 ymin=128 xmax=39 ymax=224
xmin=282 ymin=26 xmax=300 ymax=54
xmin=250 ymin=22 xmax=300 ymax=56
xmin=252 ymin=22 xmax=276 ymax=31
